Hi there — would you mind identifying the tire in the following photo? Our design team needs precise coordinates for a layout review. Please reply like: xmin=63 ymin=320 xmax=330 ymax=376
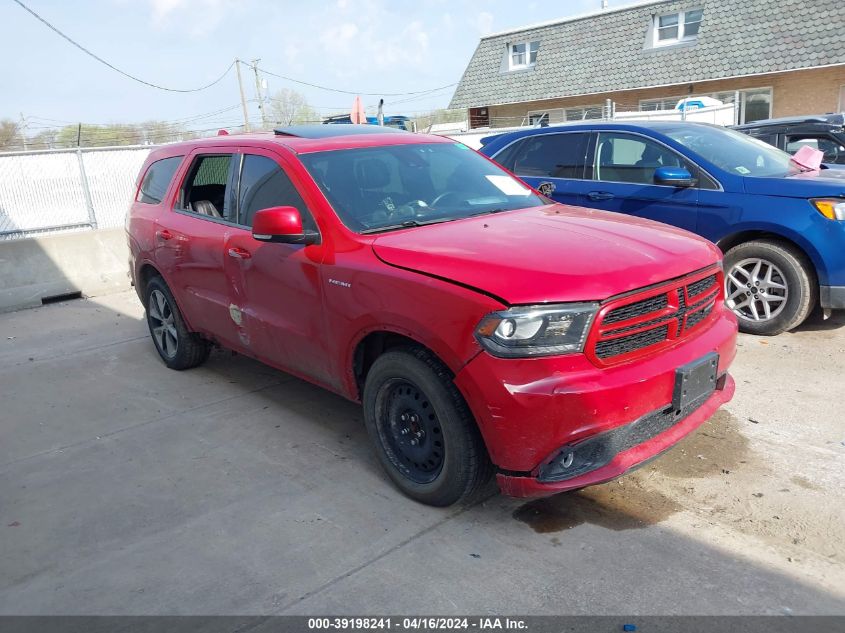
xmin=144 ymin=276 xmax=210 ymax=370
xmin=362 ymin=347 xmax=493 ymax=506
xmin=723 ymin=240 xmax=816 ymax=336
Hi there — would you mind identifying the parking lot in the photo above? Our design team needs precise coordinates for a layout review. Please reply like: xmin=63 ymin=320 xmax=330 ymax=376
xmin=1 ymin=290 xmax=844 ymax=615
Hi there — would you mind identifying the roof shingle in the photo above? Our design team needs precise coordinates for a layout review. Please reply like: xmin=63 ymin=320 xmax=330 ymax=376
xmin=449 ymin=0 xmax=845 ymax=109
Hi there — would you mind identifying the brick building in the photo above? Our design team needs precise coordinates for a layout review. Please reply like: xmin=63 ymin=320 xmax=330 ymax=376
xmin=449 ymin=0 xmax=845 ymax=128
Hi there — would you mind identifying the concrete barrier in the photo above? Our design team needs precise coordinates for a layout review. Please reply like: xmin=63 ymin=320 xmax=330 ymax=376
xmin=0 ymin=228 xmax=130 ymax=313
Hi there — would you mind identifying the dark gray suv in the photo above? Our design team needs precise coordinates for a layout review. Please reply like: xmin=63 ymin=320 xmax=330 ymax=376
xmin=734 ymin=113 xmax=845 ymax=165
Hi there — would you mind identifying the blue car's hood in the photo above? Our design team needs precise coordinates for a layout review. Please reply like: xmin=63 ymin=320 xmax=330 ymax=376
xmin=744 ymin=168 xmax=845 ymax=198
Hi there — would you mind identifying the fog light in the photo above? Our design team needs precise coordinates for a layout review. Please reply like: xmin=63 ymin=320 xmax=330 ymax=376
xmin=538 ymin=437 xmax=613 ymax=482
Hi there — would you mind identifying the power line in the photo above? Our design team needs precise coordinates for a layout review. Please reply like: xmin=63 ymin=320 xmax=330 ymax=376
xmin=12 ymin=0 xmax=235 ymax=93
xmin=26 ymin=102 xmax=254 ymax=129
xmin=251 ymin=62 xmax=457 ymax=97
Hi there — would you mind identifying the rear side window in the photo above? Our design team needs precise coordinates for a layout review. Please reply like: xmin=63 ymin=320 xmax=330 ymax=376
xmin=237 ymin=154 xmax=317 ymax=231
xmin=181 ymin=154 xmax=235 ymax=222
xmin=137 ymin=156 xmax=182 ymax=205
xmin=511 ymin=133 xmax=589 ymax=179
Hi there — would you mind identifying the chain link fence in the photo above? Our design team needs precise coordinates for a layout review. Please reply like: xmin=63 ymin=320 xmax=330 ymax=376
xmin=0 ymin=145 xmax=153 ymax=241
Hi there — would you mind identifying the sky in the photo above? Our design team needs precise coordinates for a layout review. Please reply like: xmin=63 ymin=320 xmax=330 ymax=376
xmin=0 ymin=0 xmax=628 ymax=133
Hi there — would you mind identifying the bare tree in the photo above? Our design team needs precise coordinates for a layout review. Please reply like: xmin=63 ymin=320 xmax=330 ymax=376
xmin=0 ymin=119 xmax=22 ymax=151
xmin=269 ymin=89 xmax=319 ymax=126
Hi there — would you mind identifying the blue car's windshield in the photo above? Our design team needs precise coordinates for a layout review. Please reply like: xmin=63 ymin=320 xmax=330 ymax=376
xmin=300 ymin=142 xmax=547 ymax=233
xmin=664 ymin=125 xmax=799 ymax=178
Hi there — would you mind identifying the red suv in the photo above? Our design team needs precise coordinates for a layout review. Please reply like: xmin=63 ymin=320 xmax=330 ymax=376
xmin=127 ymin=126 xmax=737 ymax=506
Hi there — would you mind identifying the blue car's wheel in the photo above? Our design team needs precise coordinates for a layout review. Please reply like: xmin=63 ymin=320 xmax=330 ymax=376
xmin=724 ymin=240 xmax=816 ymax=335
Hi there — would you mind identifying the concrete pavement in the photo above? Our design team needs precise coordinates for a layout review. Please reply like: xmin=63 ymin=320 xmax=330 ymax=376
xmin=1 ymin=292 xmax=843 ymax=614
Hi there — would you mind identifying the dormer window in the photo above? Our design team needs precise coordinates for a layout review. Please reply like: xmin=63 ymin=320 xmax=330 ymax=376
xmin=509 ymin=41 xmax=539 ymax=70
xmin=651 ymin=9 xmax=702 ymax=47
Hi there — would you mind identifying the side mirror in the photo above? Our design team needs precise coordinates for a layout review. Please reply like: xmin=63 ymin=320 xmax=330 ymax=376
xmin=252 ymin=206 xmax=319 ymax=245
xmin=654 ymin=166 xmax=697 ymax=188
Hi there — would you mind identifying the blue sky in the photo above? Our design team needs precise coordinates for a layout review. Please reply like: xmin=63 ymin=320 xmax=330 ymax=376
xmin=1 ymin=0 xmax=627 ymax=131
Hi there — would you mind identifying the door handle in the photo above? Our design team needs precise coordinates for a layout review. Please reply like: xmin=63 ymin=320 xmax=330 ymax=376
xmin=227 ymin=247 xmax=252 ymax=259
xmin=587 ymin=191 xmax=615 ymax=201
xmin=156 ymin=229 xmax=174 ymax=241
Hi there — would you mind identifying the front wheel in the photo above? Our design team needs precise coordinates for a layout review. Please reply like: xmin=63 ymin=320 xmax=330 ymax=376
xmin=723 ymin=240 xmax=816 ymax=336
xmin=362 ymin=347 xmax=492 ymax=506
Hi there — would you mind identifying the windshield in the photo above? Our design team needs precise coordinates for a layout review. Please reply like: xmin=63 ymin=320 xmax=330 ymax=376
xmin=664 ymin=124 xmax=799 ymax=178
xmin=299 ymin=142 xmax=546 ymax=233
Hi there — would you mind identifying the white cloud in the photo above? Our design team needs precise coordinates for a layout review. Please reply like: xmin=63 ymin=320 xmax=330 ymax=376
xmin=472 ymin=11 xmax=494 ymax=36
xmin=148 ymin=0 xmax=240 ymax=37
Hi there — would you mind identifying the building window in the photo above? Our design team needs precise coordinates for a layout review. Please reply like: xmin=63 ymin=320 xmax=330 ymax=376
xmin=509 ymin=41 xmax=539 ymax=70
xmin=527 ymin=109 xmax=563 ymax=126
xmin=639 ymin=88 xmax=772 ymax=124
xmin=640 ymin=96 xmax=685 ymax=111
xmin=565 ymin=105 xmax=604 ymax=121
xmin=651 ymin=9 xmax=702 ymax=47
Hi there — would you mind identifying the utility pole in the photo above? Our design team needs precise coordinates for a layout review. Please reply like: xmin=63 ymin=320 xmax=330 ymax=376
xmin=18 ymin=113 xmax=27 ymax=150
xmin=250 ymin=59 xmax=268 ymax=129
xmin=234 ymin=58 xmax=251 ymax=132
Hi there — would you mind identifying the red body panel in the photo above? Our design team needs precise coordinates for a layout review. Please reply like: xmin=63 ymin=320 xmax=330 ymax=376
xmin=127 ymin=131 xmax=738 ymax=498
xmin=372 ymin=205 xmax=722 ymax=304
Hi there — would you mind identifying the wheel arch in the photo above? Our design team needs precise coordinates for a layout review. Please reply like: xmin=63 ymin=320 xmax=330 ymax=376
xmin=716 ymin=228 xmax=823 ymax=286
xmin=351 ymin=330 xmax=453 ymax=401
xmin=137 ymin=262 xmax=163 ymax=304
xmin=135 ymin=262 xmax=198 ymax=333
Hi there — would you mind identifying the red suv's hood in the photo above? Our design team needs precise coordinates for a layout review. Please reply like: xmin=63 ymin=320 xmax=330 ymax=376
xmin=371 ymin=205 xmax=720 ymax=305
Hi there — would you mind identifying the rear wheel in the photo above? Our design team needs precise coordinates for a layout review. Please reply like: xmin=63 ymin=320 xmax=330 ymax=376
xmin=723 ymin=240 xmax=816 ymax=336
xmin=362 ymin=347 xmax=492 ymax=506
xmin=145 ymin=276 xmax=210 ymax=370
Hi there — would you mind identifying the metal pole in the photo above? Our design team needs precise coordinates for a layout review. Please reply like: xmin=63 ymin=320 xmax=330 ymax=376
xmin=250 ymin=59 xmax=268 ymax=129
xmin=76 ymin=149 xmax=97 ymax=230
xmin=235 ymin=59 xmax=251 ymax=132
xmin=76 ymin=123 xmax=82 ymax=147
xmin=734 ymin=89 xmax=741 ymax=125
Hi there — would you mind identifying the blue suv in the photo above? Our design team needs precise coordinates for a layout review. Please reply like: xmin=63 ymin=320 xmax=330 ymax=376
xmin=480 ymin=122 xmax=845 ymax=335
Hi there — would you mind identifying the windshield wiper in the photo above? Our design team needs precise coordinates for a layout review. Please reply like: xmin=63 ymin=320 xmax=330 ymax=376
xmin=361 ymin=218 xmax=452 ymax=234
xmin=469 ymin=208 xmax=511 ymax=217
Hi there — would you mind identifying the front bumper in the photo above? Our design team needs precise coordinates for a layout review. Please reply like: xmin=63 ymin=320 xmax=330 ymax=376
xmin=453 ymin=308 xmax=737 ymax=497
xmin=497 ymin=375 xmax=734 ymax=497
xmin=820 ymin=285 xmax=845 ymax=309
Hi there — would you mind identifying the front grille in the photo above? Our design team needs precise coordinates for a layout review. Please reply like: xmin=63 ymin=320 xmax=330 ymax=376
xmin=589 ymin=269 xmax=722 ymax=363
xmin=685 ymin=301 xmax=715 ymax=330
xmin=687 ymin=274 xmax=717 ymax=298
xmin=603 ymin=294 xmax=668 ymax=324
xmin=595 ymin=325 xmax=669 ymax=359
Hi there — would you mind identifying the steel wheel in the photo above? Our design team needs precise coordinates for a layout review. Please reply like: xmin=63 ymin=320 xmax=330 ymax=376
xmin=725 ymin=257 xmax=788 ymax=323
xmin=375 ymin=378 xmax=445 ymax=485
xmin=148 ymin=289 xmax=179 ymax=359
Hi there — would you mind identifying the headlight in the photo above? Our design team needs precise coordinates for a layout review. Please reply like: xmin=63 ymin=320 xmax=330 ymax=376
xmin=812 ymin=198 xmax=845 ymax=221
xmin=475 ymin=303 xmax=598 ymax=358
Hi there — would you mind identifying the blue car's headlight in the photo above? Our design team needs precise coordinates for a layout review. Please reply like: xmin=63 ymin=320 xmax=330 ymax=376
xmin=812 ymin=198 xmax=845 ymax=221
